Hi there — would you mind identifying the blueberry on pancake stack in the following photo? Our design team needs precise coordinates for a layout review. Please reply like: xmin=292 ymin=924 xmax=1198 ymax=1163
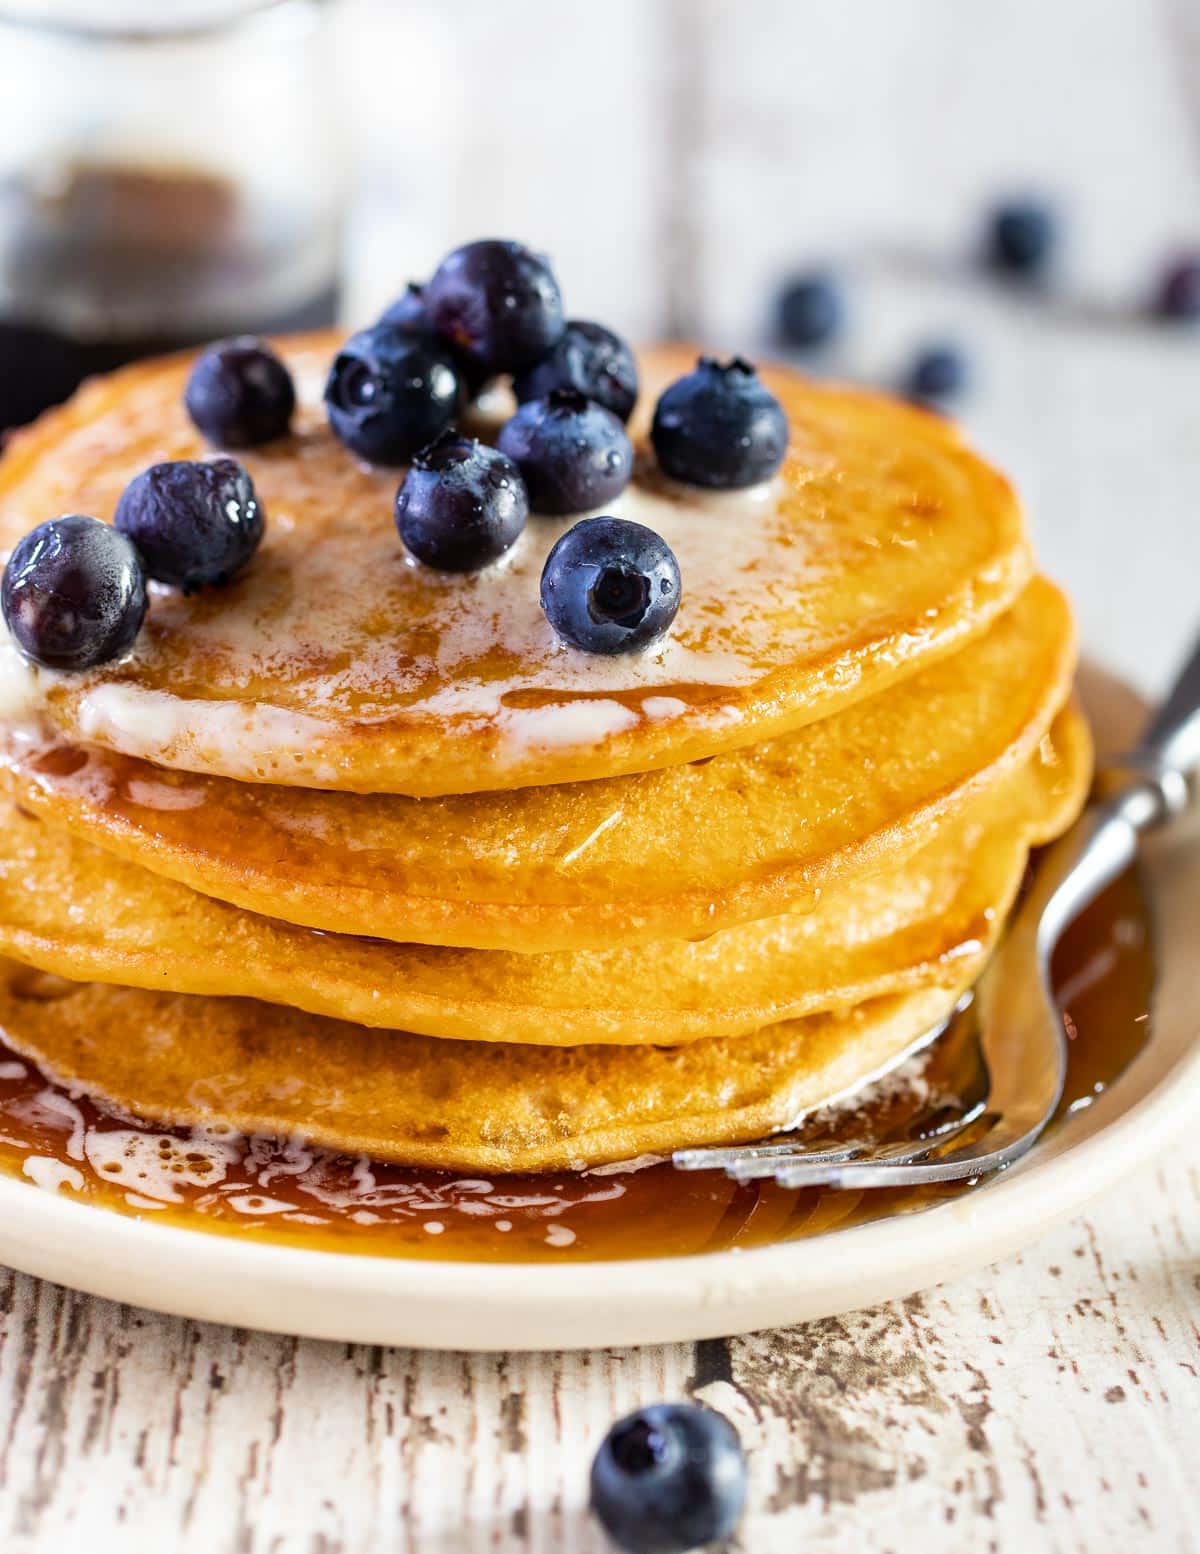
xmin=0 ymin=242 xmax=1091 ymax=1173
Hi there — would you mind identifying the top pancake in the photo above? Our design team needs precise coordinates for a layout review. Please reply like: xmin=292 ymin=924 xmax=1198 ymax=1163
xmin=0 ymin=339 xmax=1031 ymax=794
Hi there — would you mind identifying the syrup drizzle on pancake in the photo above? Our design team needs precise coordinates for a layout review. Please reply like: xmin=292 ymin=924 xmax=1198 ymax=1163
xmin=68 ymin=479 xmax=784 ymax=766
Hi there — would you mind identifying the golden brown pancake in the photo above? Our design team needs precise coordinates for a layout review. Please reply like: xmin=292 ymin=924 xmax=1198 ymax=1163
xmin=0 ymin=577 xmax=1076 ymax=951
xmin=0 ymin=965 xmax=971 ymax=1171
xmin=0 ymin=340 xmax=1031 ymax=794
xmin=0 ymin=705 xmax=1089 ymax=1044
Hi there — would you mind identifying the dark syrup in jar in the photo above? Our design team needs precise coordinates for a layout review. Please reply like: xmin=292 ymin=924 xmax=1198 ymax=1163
xmin=0 ymin=867 xmax=1154 ymax=1263
xmin=0 ymin=160 xmax=338 ymax=433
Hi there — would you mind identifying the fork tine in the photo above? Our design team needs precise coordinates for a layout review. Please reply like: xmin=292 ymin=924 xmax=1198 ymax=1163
xmin=722 ymin=1144 xmax=872 ymax=1180
xmin=672 ymin=1140 xmax=831 ymax=1169
xmin=675 ymin=1134 xmax=885 ymax=1172
xmin=723 ymin=1115 xmax=984 ymax=1183
xmin=672 ymin=1139 xmax=877 ymax=1170
xmin=770 ymin=1136 xmax=946 ymax=1187
xmin=772 ymin=1153 xmax=986 ymax=1191
xmin=675 ymin=1107 xmax=985 ymax=1183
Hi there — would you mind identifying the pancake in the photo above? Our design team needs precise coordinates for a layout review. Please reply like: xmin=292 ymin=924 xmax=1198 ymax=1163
xmin=0 ymin=965 xmax=971 ymax=1171
xmin=0 ymin=705 xmax=1090 ymax=1044
xmin=0 ymin=339 xmax=1032 ymax=795
xmin=0 ymin=577 xmax=1076 ymax=952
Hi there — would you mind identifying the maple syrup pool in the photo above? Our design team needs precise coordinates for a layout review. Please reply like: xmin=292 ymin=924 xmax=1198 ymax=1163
xmin=0 ymin=869 xmax=1153 ymax=1264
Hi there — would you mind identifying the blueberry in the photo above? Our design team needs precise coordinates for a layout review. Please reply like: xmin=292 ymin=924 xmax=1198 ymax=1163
xmin=2 ymin=514 xmax=146 ymax=670
xmin=184 ymin=336 xmax=295 ymax=449
xmin=1155 ymin=254 xmax=1200 ymax=320
xmin=651 ymin=357 xmax=788 ymax=489
xmin=424 ymin=239 xmax=565 ymax=375
xmin=325 ymin=325 xmax=460 ymax=466
xmin=114 ymin=457 xmax=263 ymax=592
xmin=512 ymin=320 xmax=639 ymax=422
xmin=395 ymin=431 xmax=528 ymax=572
xmin=589 ymin=1403 xmax=747 ymax=1554
xmin=540 ymin=516 xmax=679 ymax=655
xmin=497 ymin=388 xmax=632 ymax=516
xmin=985 ymin=199 xmax=1057 ymax=277
xmin=378 ymin=282 xmax=430 ymax=335
xmin=903 ymin=343 xmax=968 ymax=405
xmin=377 ymin=283 xmax=493 ymax=404
xmin=775 ymin=269 xmax=844 ymax=349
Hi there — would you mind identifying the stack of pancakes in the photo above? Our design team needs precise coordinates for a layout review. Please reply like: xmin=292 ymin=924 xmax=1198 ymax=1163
xmin=0 ymin=340 xmax=1089 ymax=1172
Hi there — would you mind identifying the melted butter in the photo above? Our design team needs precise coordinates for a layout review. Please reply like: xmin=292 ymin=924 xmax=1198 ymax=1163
xmin=2 ymin=468 xmax=791 ymax=775
xmin=75 ymin=685 xmax=341 ymax=784
xmin=0 ymin=868 xmax=1154 ymax=1262
xmin=496 ymin=697 xmax=639 ymax=753
xmin=0 ymin=642 xmax=45 ymax=725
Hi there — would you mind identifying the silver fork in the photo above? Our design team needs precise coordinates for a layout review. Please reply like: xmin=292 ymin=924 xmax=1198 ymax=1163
xmin=674 ymin=636 xmax=1200 ymax=1191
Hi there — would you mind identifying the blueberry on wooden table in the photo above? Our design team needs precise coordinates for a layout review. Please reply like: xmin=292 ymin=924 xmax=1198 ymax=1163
xmin=1154 ymin=254 xmax=1200 ymax=321
xmin=395 ymin=431 xmax=528 ymax=572
xmin=424 ymin=238 xmax=566 ymax=376
xmin=985 ymin=198 xmax=1057 ymax=278
xmin=540 ymin=516 xmax=680 ymax=655
xmin=512 ymin=319 xmax=639 ymax=422
xmin=651 ymin=356 xmax=788 ymax=489
xmin=2 ymin=514 xmax=147 ymax=670
xmin=184 ymin=336 xmax=295 ymax=448
xmin=589 ymin=1403 xmax=748 ymax=1554
xmin=325 ymin=324 xmax=460 ymax=465
xmin=902 ymin=342 xmax=969 ymax=407
xmin=114 ymin=456 xmax=264 ymax=592
xmin=497 ymin=388 xmax=633 ymax=515
xmin=775 ymin=268 xmax=845 ymax=349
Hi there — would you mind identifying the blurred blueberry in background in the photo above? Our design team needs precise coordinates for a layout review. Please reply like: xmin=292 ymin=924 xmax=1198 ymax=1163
xmin=902 ymin=342 xmax=969 ymax=407
xmin=1154 ymin=254 xmax=1200 ymax=321
xmin=984 ymin=198 xmax=1058 ymax=279
xmin=775 ymin=270 xmax=845 ymax=350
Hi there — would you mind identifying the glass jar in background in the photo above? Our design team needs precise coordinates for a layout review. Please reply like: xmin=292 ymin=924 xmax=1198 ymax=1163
xmin=0 ymin=0 xmax=344 ymax=430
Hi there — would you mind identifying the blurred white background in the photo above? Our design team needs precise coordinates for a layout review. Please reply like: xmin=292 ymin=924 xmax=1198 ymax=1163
xmin=340 ymin=0 xmax=1200 ymax=334
xmin=339 ymin=0 xmax=1200 ymax=696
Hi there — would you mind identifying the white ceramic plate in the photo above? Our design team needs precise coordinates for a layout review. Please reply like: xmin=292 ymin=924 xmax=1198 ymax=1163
xmin=0 ymin=667 xmax=1195 ymax=1350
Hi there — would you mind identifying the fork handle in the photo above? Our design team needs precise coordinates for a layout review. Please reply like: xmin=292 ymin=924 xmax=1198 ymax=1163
xmin=1087 ymin=630 xmax=1200 ymax=852
xmin=1138 ymin=631 xmax=1200 ymax=778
